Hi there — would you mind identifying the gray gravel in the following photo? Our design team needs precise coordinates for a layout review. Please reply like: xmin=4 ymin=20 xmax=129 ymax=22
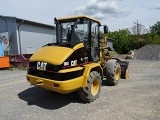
xmin=0 ymin=60 xmax=160 ymax=120
xmin=134 ymin=44 xmax=160 ymax=61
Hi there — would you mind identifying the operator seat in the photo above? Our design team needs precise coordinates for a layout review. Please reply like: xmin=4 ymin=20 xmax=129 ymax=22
xmin=69 ymin=25 xmax=80 ymax=42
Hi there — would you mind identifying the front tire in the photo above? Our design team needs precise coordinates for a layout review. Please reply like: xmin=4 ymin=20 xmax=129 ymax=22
xmin=78 ymin=71 xmax=102 ymax=102
xmin=106 ymin=63 xmax=121 ymax=86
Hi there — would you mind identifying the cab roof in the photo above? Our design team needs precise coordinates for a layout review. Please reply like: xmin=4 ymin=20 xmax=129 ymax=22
xmin=57 ymin=15 xmax=102 ymax=25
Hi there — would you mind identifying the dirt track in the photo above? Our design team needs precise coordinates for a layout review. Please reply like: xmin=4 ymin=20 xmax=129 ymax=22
xmin=0 ymin=60 xmax=160 ymax=120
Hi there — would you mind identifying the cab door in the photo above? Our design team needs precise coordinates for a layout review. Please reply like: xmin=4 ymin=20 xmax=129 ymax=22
xmin=90 ymin=22 xmax=99 ymax=62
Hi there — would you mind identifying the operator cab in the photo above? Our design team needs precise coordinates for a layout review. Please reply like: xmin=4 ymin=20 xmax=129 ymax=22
xmin=54 ymin=15 xmax=108 ymax=62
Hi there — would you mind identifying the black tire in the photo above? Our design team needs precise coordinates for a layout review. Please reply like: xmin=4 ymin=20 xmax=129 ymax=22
xmin=106 ymin=63 xmax=121 ymax=86
xmin=78 ymin=71 xmax=102 ymax=102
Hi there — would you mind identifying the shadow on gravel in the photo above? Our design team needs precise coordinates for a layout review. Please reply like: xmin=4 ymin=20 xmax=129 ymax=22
xmin=102 ymin=80 xmax=111 ymax=86
xmin=18 ymin=86 xmax=85 ymax=110
xmin=101 ymin=79 xmax=117 ymax=86
xmin=18 ymin=80 xmax=115 ymax=110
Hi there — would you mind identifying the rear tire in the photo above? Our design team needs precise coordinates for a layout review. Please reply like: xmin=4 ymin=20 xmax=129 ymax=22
xmin=106 ymin=63 xmax=121 ymax=86
xmin=78 ymin=71 xmax=102 ymax=102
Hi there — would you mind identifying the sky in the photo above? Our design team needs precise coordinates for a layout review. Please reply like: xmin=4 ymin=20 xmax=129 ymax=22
xmin=0 ymin=0 xmax=160 ymax=31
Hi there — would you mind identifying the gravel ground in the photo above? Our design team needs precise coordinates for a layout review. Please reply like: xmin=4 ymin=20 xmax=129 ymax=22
xmin=0 ymin=60 xmax=160 ymax=120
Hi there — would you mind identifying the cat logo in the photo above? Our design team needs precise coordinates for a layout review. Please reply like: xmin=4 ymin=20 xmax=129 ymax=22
xmin=71 ymin=60 xmax=77 ymax=66
xmin=37 ymin=62 xmax=47 ymax=70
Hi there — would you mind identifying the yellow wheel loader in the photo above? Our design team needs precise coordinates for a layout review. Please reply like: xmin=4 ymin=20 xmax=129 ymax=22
xmin=26 ymin=15 xmax=129 ymax=102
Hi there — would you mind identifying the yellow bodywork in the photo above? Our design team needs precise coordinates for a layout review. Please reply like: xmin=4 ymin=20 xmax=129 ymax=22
xmin=30 ymin=43 xmax=84 ymax=65
xmin=27 ymin=42 xmax=102 ymax=94
xmin=27 ymin=74 xmax=84 ymax=94
xmin=26 ymin=63 xmax=102 ymax=94
xmin=59 ymin=66 xmax=83 ymax=73
xmin=73 ymin=43 xmax=84 ymax=50
xmin=82 ymin=63 xmax=103 ymax=86
xmin=30 ymin=46 xmax=73 ymax=65
xmin=57 ymin=15 xmax=101 ymax=25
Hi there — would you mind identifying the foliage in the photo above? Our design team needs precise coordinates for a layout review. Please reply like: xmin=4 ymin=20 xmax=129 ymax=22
xmin=150 ymin=21 xmax=160 ymax=35
xmin=100 ymin=21 xmax=160 ymax=54
xmin=105 ymin=29 xmax=135 ymax=54
xmin=145 ymin=32 xmax=160 ymax=45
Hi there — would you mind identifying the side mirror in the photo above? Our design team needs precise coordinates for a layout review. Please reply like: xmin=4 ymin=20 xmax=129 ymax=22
xmin=54 ymin=18 xmax=59 ymax=24
xmin=104 ymin=25 xmax=108 ymax=34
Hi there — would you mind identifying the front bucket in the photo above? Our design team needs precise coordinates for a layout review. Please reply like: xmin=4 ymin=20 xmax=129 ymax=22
xmin=119 ymin=61 xmax=129 ymax=79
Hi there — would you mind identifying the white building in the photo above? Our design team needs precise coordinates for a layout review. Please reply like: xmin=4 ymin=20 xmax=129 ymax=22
xmin=0 ymin=15 xmax=56 ymax=56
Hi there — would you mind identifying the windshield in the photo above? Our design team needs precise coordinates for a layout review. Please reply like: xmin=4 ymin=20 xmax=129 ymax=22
xmin=60 ymin=19 xmax=89 ymax=43
xmin=56 ymin=17 xmax=100 ymax=61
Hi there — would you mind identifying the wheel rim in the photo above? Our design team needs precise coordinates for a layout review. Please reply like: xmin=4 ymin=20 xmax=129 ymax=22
xmin=115 ymin=67 xmax=120 ymax=80
xmin=91 ymin=79 xmax=99 ymax=96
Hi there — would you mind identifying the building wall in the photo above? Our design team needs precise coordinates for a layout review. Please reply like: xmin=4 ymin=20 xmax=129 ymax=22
xmin=0 ymin=18 xmax=6 ymax=56
xmin=17 ymin=22 xmax=56 ymax=54
xmin=0 ymin=17 xmax=7 ymax=33
xmin=0 ymin=17 xmax=18 ymax=55
xmin=0 ymin=16 xmax=57 ymax=55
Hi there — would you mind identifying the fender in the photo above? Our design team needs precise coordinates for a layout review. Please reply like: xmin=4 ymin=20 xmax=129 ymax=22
xmin=82 ymin=63 xmax=103 ymax=87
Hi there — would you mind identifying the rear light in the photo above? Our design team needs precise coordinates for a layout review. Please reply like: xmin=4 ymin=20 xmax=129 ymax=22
xmin=26 ymin=76 xmax=30 ymax=81
xmin=53 ymin=83 xmax=59 ymax=87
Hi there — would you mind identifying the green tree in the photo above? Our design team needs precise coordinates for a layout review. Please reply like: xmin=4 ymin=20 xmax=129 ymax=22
xmin=106 ymin=29 xmax=135 ymax=54
xmin=145 ymin=32 xmax=160 ymax=44
xmin=150 ymin=21 xmax=160 ymax=35
xmin=100 ymin=21 xmax=160 ymax=54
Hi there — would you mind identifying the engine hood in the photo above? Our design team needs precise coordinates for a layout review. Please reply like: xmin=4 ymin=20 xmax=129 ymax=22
xmin=29 ymin=42 xmax=84 ymax=65
xmin=30 ymin=46 xmax=74 ymax=65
